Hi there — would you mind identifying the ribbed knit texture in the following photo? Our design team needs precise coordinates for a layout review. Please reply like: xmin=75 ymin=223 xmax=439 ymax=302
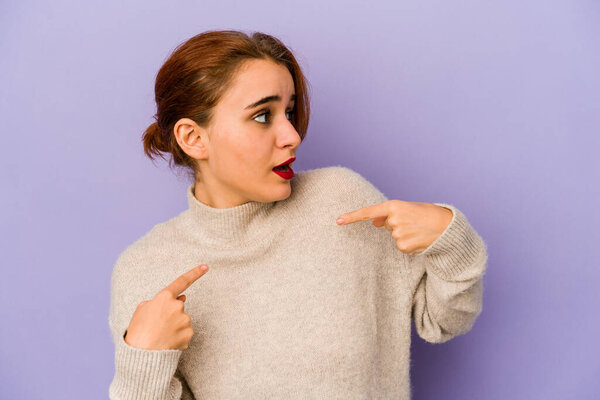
xmin=108 ymin=166 xmax=488 ymax=399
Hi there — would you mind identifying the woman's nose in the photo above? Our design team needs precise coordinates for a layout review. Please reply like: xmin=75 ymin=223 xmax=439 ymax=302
xmin=279 ymin=121 xmax=301 ymax=148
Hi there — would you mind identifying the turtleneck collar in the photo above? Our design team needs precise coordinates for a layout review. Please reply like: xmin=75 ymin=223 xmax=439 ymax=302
xmin=177 ymin=183 xmax=278 ymax=248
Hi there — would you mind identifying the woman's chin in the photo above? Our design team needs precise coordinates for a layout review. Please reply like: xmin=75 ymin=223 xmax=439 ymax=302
xmin=270 ymin=184 xmax=292 ymax=202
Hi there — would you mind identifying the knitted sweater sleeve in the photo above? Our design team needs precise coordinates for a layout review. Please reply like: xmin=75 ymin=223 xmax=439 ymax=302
xmin=332 ymin=166 xmax=487 ymax=344
xmin=404 ymin=203 xmax=488 ymax=343
xmin=108 ymin=250 xmax=195 ymax=400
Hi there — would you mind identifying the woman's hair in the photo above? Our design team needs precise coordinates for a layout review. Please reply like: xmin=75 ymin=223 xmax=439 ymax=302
xmin=142 ymin=29 xmax=311 ymax=182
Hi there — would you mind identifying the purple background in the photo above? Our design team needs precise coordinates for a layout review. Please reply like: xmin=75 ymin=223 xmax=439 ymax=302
xmin=2 ymin=1 xmax=599 ymax=398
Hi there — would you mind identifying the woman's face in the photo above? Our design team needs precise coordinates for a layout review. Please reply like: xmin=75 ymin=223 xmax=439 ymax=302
xmin=180 ymin=58 xmax=302 ymax=208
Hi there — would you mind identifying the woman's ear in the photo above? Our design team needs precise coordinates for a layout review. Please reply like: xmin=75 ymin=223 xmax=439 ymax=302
xmin=174 ymin=117 xmax=209 ymax=160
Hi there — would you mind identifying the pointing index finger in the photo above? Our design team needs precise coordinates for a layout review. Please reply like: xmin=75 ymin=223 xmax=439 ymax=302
xmin=162 ymin=265 xmax=208 ymax=297
xmin=337 ymin=201 xmax=391 ymax=225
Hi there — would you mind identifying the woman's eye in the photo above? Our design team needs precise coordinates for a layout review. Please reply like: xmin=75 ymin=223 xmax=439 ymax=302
xmin=253 ymin=110 xmax=270 ymax=124
xmin=253 ymin=109 xmax=294 ymax=124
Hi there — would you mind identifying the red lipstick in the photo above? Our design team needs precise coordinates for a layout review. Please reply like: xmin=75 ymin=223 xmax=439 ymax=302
xmin=272 ymin=157 xmax=295 ymax=180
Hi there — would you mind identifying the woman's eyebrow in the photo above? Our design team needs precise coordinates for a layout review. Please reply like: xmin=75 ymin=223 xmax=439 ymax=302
xmin=244 ymin=93 xmax=296 ymax=110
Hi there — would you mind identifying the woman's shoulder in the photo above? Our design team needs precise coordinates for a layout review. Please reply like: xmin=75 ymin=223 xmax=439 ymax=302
xmin=110 ymin=218 xmax=182 ymax=278
xmin=288 ymin=165 xmax=388 ymax=229
xmin=293 ymin=165 xmax=388 ymax=205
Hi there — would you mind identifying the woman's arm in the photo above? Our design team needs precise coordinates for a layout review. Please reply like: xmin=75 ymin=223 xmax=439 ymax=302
xmin=108 ymin=322 xmax=185 ymax=400
xmin=108 ymin=252 xmax=194 ymax=400
xmin=403 ymin=203 xmax=488 ymax=343
xmin=325 ymin=166 xmax=488 ymax=343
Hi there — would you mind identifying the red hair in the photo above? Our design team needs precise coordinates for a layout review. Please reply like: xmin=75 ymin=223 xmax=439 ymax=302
xmin=142 ymin=30 xmax=311 ymax=181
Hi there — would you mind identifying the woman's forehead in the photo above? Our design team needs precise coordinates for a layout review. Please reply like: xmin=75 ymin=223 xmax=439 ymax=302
xmin=223 ymin=61 xmax=294 ymax=109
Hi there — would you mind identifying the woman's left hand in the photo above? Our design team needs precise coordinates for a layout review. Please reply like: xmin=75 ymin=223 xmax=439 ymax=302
xmin=336 ymin=201 xmax=453 ymax=255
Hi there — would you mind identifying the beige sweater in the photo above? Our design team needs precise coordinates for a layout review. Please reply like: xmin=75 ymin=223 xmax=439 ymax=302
xmin=108 ymin=166 xmax=488 ymax=399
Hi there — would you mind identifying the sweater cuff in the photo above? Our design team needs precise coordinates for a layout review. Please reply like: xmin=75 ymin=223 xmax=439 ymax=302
xmin=418 ymin=203 xmax=485 ymax=280
xmin=109 ymin=329 xmax=183 ymax=400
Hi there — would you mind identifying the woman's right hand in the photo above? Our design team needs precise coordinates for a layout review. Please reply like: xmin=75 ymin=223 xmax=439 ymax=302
xmin=123 ymin=265 xmax=210 ymax=350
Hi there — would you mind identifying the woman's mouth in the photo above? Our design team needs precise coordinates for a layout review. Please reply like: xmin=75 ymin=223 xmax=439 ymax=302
xmin=272 ymin=159 xmax=295 ymax=180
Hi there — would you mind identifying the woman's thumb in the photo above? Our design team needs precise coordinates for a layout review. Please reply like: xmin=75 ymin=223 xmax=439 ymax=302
xmin=176 ymin=294 xmax=186 ymax=302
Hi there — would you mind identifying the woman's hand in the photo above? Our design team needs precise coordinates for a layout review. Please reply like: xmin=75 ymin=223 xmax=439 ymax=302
xmin=124 ymin=265 xmax=210 ymax=350
xmin=336 ymin=200 xmax=453 ymax=255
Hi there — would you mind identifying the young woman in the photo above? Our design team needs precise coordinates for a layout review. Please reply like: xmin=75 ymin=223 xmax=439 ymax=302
xmin=108 ymin=29 xmax=487 ymax=400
